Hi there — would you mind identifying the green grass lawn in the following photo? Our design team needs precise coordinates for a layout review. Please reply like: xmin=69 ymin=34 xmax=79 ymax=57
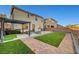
xmin=0 ymin=40 xmax=34 ymax=54
xmin=34 ymin=32 xmax=66 ymax=47
xmin=4 ymin=34 xmax=17 ymax=41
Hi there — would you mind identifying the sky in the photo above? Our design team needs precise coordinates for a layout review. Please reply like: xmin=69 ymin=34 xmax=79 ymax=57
xmin=0 ymin=5 xmax=79 ymax=26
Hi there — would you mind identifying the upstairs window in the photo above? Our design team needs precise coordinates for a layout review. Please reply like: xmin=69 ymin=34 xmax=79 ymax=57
xmin=35 ymin=16 xmax=38 ymax=21
xmin=27 ymin=13 xmax=30 ymax=18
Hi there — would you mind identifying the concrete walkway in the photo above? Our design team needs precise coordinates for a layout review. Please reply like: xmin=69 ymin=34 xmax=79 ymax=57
xmin=57 ymin=33 xmax=75 ymax=53
xmin=21 ymin=33 xmax=75 ymax=54
xmin=17 ymin=31 xmax=52 ymax=39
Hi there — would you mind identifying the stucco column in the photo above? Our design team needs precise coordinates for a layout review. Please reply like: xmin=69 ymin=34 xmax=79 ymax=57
xmin=22 ymin=24 xmax=24 ymax=33
xmin=28 ymin=22 xmax=31 ymax=37
xmin=34 ymin=21 xmax=38 ymax=32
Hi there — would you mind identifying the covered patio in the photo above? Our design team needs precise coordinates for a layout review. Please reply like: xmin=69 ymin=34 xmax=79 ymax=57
xmin=0 ymin=17 xmax=31 ymax=43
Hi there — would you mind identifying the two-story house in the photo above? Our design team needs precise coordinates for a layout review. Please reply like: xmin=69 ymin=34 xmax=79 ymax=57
xmin=10 ymin=6 xmax=44 ymax=33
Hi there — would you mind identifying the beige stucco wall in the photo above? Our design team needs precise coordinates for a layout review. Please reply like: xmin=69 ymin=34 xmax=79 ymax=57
xmin=11 ymin=8 xmax=43 ymax=32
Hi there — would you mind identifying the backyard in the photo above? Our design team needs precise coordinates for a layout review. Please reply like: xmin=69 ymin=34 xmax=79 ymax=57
xmin=34 ymin=32 xmax=66 ymax=47
xmin=0 ymin=40 xmax=34 ymax=54
xmin=0 ymin=32 xmax=66 ymax=53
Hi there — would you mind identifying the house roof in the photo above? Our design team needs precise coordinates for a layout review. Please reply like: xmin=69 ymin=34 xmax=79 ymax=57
xmin=44 ymin=18 xmax=57 ymax=23
xmin=57 ymin=24 xmax=63 ymax=27
xmin=11 ymin=6 xmax=43 ymax=19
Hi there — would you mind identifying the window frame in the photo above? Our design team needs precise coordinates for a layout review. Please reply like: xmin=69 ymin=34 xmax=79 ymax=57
xmin=35 ymin=16 xmax=38 ymax=21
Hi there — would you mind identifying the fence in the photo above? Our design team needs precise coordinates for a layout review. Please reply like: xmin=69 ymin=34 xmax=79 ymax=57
xmin=46 ymin=28 xmax=72 ymax=33
xmin=71 ymin=31 xmax=79 ymax=53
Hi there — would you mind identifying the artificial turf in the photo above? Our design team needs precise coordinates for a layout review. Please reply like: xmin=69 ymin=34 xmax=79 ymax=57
xmin=0 ymin=40 xmax=34 ymax=54
xmin=34 ymin=32 xmax=66 ymax=47
xmin=4 ymin=34 xmax=17 ymax=41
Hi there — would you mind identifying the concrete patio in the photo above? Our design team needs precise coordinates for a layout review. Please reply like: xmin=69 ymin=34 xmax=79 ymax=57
xmin=16 ymin=31 xmax=52 ymax=39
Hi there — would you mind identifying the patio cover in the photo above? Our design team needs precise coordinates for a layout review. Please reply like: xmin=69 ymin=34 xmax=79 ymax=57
xmin=0 ymin=18 xmax=31 ymax=43
xmin=0 ymin=18 xmax=30 ymax=24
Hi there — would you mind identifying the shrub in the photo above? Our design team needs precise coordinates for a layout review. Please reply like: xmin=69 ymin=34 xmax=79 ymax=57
xmin=5 ymin=29 xmax=21 ymax=35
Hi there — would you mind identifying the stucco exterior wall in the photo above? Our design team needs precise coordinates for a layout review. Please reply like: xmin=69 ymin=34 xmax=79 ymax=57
xmin=11 ymin=8 xmax=44 ymax=32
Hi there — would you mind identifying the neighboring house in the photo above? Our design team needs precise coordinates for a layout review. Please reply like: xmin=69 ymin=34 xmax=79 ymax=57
xmin=0 ymin=14 xmax=12 ymax=30
xmin=10 ymin=6 xmax=44 ymax=33
xmin=44 ymin=18 xmax=57 ymax=30
xmin=0 ymin=14 xmax=7 ymax=18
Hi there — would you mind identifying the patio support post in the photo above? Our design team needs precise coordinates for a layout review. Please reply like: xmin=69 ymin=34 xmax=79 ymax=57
xmin=28 ymin=22 xmax=31 ymax=37
xmin=22 ymin=24 xmax=24 ymax=33
xmin=1 ymin=19 xmax=4 ymax=43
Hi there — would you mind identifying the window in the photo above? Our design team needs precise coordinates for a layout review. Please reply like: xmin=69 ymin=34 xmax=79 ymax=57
xmin=23 ymin=24 xmax=28 ymax=29
xmin=35 ymin=16 xmax=38 ymax=21
xmin=27 ymin=13 xmax=30 ymax=18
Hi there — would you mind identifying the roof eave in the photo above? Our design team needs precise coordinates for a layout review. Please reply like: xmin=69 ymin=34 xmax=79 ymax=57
xmin=11 ymin=6 xmax=43 ymax=19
